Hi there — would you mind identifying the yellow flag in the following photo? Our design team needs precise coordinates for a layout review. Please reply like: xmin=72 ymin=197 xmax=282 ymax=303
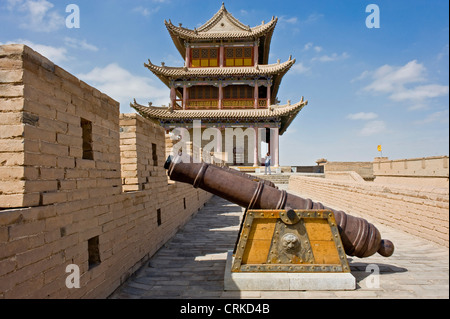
xmin=377 ymin=145 xmax=382 ymax=152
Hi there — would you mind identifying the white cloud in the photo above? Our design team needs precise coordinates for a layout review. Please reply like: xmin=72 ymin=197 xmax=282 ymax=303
xmin=6 ymin=0 xmax=64 ymax=32
xmin=390 ymin=84 xmax=449 ymax=102
xmin=414 ymin=110 xmax=449 ymax=125
xmin=312 ymin=52 xmax=349 ymax=63
xmin=64 ymin=37 xmax=99 ymax=52
xmin=360 ymin=121 xmax=387 ymax=136
xmin=132 ymin=6 xmax=160 ymax=17
xmin=351 ymin=70 xmax=370 ymax=83
xmin=77 ymin=63 xmax=169 ymax=111
xmin=279 ymin=16 xmax=298 ymax=25
xmin=3 ymin=39 xmax=68 ymax=63
xmin=437 ymin=44 xmax=449 ymax=61
xmin=303 ymin=42 xmax=313 ymax=51
xmin=291 ymin=62 xmax=310 ymax=74
xmin=361 ymin=60 xmax=449 ymax=109
xmin=303 ymin=42 xmax=322 ymax=53
xmin=347 ymin=112 xmax=379 ymax=120
xmin=302 ymin=13 xmax=324 ymax=24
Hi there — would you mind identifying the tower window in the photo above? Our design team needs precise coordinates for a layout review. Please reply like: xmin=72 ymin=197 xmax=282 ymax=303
xmin=191 ymin=48 xmax=219 ymax=67
xmin=225 ymin=47 xmax=253 ymax=67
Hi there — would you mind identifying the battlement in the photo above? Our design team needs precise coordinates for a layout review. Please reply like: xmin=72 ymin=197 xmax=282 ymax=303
xmin=0 ymin=44 xmax=212 ymax=298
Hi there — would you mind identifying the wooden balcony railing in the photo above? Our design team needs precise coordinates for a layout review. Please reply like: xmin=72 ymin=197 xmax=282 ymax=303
xmin=223 ymin=99 xmax=254 ymax=108
xmin=184 ymin=99 xmax=269 ymax=110
xmin=187 ymin=99 xmax=219 ymax=109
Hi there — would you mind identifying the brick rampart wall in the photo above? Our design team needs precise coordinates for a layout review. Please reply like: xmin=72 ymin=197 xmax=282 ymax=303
xmin=373 ymin=156 xmax=449 ymax=187
xmin=288 ymin=176 xmax=449 ymax=247
xmin=0 ymin=45 xmax=212 ymax=298
xmin=323 ymin=161 xmax=374 ymax=180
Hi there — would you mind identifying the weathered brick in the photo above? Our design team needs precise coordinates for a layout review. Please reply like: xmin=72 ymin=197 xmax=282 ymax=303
xmin=8 ymin=220 xmax=45 ymax=240
xmin=0 ymin=152 xmax=24 ymax=166
xmin=0 ymin=139 xmax=24 ymax=152
xmin=39 ymin=141 xmax=69 ymax=157
xmin=0 ymin=56 xmax=23 ymax=70
xmin=23 ymin=125 xmax=56 ymax=143
xmin=57 ymin=133 xmax=82 ymax=147
xmin=23 ymin=152 xmax=56 ymax=167
xmin=0 ymin=84 xmax=24 ymax=97
xmin=25 ymin=180 xmax=58 ymax=193
xmin=0 ymin=257 xmax=16 ymax=277
xmin=0 ymin=180 xmax=25 ymax=194
xmin=0 ymin=112 xmax=23 ymax=125
xmin=56 ymin=111 xmax=80 ymax=126
xmin=0 ymin=124 xmax=24 ymax=139
xmin=39 ymin=167 xmax=65 ymax=180
xmin=56 ymin=156 xmax=75 ymax=169
xmin=38 ymin=116 xmax=68 ymax=134
xmin=0 ymin=166 xmax=24 ymax=180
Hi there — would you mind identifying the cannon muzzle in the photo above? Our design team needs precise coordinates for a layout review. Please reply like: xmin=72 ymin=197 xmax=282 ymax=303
xmin=165 ymin=156 xmax=394 ymax=258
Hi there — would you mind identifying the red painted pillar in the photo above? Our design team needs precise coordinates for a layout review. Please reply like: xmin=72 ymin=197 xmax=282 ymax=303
xmin=253 ymin=127 xmax=259 ymax=167
xmin=185 ymin=46 xmax=191 ymax=68
xmin=218 ymin=83 xmax=223 ymax=110
xmin=267 ymin=83 xmax=271 ymax=108
xmin=170 ymin=86 xmax=177 ymax=108
xmin=183 ymin=85 xmax=187 ymax=110
xmin=220 ymin=45 xmax=225 ymax=67
xmin=254 ymin=82 xmax=259 ymax=109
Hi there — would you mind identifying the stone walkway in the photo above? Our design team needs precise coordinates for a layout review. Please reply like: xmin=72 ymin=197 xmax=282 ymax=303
xmin=109 ymin=188 xmax=449 ymax=299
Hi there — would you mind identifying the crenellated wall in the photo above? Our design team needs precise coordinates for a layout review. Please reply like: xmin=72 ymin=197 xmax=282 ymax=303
xmin=373 ymin=156 xmax=449 ymax=187
xmin=288 ymin=175 xmax=449 ymax=247
xmin=0 ymin=44 xmax=213 ymax=299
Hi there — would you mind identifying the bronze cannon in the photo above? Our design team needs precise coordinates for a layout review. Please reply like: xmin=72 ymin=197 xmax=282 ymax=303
xmin=165 ymin=156 xmax=394 ymax=259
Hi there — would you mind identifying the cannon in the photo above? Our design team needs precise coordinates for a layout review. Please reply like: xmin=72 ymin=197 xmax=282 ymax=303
xmin=164 ymin=156 xmax=395 ymax=263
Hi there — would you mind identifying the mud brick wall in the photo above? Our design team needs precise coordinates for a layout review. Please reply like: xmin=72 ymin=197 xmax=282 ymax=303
xmin=0 ymin=44 xmax=121 ymax=209
xmin=373 ymin=156 xmax=449 ymax=188
xmin=288 ymin=175 xmax=449 ymax=247
xmin=120 ymin=113 xmax=167 ymax=192
xmin=0 ymin=44 xmax=212 ymax=299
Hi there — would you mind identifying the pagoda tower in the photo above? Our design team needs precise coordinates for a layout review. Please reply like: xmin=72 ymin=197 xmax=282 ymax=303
xmin=132 ymin=3 xmax=307 ymax=167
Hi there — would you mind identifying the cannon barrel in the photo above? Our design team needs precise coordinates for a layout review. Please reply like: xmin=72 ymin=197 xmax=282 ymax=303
xmin=165 ymin=156 xmax=394 ymax=258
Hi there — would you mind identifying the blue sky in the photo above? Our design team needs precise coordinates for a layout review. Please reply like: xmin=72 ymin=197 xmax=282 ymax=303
xmin=1 ymin=0 xmax=448 ymax=165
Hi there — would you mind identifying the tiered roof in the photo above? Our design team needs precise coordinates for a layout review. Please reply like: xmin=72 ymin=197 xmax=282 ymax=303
xmin=132 ymin=98 xmax=308 ymax=135
xmin=135 ymin=4 xmax=307 ymax=135
xmin=165 ymin=3 xmax=277 ymax=63
xmin=146 ymin=58 xmax=296 ymax=104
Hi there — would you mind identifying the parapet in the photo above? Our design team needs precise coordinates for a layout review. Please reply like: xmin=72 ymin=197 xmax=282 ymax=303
xmin=1 ymin=44 xmax=121 ymax=209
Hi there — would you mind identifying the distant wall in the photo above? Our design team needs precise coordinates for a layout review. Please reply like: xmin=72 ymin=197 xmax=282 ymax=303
xmin=374 ymin=156 xmax=449 ymax=187
xmin=323 ymin=161 xmax=374 ymax=181
xmin=288 ymin=175 xmax=449 ymax=247
xmin=0 ymin=44 xmax=213 ymax=299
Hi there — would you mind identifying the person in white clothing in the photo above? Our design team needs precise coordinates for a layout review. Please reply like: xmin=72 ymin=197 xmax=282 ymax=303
xmin=264 ymin=152 xmax=272 ymax=175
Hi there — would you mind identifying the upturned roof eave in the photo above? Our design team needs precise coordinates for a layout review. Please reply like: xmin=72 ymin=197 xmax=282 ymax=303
xmin=164 ymin=17 xmax=278 ymax=61
xmin=144 ymin=58 xmax=295 ymax=79
xmin=131 ymin=98 xmax=306 ymax=122
xmin=145 ymin=58 xmax=295 ymax=104
xmin=131 ymin=98 xmax=307 ymax=134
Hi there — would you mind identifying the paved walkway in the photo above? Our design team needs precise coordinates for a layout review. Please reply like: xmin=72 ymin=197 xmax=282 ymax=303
xmin=109 ymin=187 xmax=449 ymax=299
